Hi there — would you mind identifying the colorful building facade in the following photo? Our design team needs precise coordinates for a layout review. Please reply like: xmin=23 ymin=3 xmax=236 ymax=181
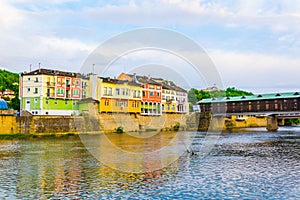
xmin=20 ymin=69 xmax=188 ymax=116
xmin=117 ymin=73 xmax=162 ymax=115
xmin=97 ymin=77 xmax=142 ymax=113
xmin=20 ymin=69 xmax=85 ymax=115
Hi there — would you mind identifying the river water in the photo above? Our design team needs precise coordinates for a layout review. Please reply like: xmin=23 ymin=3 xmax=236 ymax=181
xmin=0 ymin=127 xmax=299 ymax=199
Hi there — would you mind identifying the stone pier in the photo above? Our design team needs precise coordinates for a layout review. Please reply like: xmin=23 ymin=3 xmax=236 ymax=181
xmin=267 ymin=116 xmax=278 ymax=131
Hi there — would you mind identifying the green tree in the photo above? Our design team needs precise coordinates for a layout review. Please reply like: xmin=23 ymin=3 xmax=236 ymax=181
xmin=188 ymin=87 xmax=253 ymax=104
xmin=0 ymin=69 xmax=20 ymax=111
xmin=188 ymin=88 xmax=199 ymax=104
xmin=225 ymin=87 xmax=253 ymax=97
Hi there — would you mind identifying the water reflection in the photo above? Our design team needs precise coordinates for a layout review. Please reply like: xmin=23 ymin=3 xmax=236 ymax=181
xmin=0 ymin=129 xmax=299 ymax=199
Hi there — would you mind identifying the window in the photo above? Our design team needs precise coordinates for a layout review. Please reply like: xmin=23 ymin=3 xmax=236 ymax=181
xmin=266 ymin=104 xmax=270 ymax=110
xmin=108 ymin=87 xmax=112 ymax=96
xmin=157 ymin=92 xmax=160 ymax=97
xmin=35 ymin=77 xmax=38 ymax=82
xmin=28 ymin=78 xmax=30 ymax=81
xmin=122 ymin=89 xmax=125 ymax=95
xmin=162 ymin=104 xmax=164 ymax=110
xmin=65 ymin=101 xmax=68 ymax=105
xmin=142 ymin=91 xmax=146 ymax=97
xmin=138 ymin=91 xmax=141 ymax=98
xmin=34 ymin=88 xmax=38 ymax=94
xmin=73 ymin=89 xmax=79 ymax=95
xmin=57 ymin=88 xmax=64 ymax=95
xmin=55 ymin=100 xmax=58 ymax=104
xmin=172 ymin=105 xmax=175 ymax=110
xmin=133 ymin=90 xmax=136 ymax=98
xmin=116 ymin=88 xmax=120 ymax=95
xmin=136 ymin=102 xmax=139 ymax=107
xmin=34 ymin=98 xmax=38 ymax=103
xmin=45 ymin=112 xmax=48 ymax=115
xmin=27 ymin=88 xmax=30 ymax=92
xmin=150 ymin=91 xmax=154 ymax=96
xmin=46 ymin=100 xmax=49 ymax=104
xmin=104 ymin=87 xmax=108 ymax=95
xmin=105 ymin=100 xmax=109 ymax=106
xmin=132 ymin=101 xmax=135 ymax=107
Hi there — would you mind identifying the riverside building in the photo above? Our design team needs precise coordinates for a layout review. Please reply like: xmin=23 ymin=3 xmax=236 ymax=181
xmin=20 ymin=68 xmax=188 ymax=116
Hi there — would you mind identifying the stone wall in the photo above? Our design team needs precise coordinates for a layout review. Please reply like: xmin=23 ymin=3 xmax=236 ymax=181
xmin=0 ymin=113 xmax=187 ymax=134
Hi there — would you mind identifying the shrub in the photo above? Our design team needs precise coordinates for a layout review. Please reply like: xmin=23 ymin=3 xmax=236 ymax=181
xmin=116 ymin=126 xmax=124 ymax=133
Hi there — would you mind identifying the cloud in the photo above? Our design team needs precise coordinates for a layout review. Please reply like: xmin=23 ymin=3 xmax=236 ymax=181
xmin=0 ymin=0 xmax=299 ymax=93
xmin=0 ymin=1 xmax=25 ymax=29
xmin=209 ymin=50 xmax=300 ymax=92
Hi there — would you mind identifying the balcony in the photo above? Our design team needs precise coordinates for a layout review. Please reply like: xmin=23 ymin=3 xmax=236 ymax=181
xmin=166 ymin=99 xmax=173 ymax=103
xmin=46 ymin=82 xmax=55 ymax=87
xmin=46 ymin=93 xmax=55 ymax=98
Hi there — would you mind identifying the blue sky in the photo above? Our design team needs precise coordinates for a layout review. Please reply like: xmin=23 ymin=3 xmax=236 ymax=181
xmin=1 ymin=0 xmax=300 ymax=93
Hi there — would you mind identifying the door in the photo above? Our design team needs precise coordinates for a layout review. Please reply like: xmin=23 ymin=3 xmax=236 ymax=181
xmin=25 ymin=99 xmax=30 ymax=111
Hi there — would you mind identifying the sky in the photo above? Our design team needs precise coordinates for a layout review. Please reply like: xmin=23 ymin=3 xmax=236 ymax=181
xmin=1 ymin=0 xmax=300 ymax=93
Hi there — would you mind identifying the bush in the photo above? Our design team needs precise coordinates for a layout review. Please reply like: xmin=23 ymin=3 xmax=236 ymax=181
xmin=116 ymin=126 xmax=124 ymax=133
xmin=173 ymin=123 xmax=180 ymax=131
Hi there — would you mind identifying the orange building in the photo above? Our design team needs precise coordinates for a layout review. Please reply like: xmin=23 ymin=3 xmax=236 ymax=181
xmin=117 ymin=73 xmax=162 ymax=115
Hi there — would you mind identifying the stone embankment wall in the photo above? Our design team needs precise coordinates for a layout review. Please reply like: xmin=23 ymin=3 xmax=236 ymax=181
xmin=0 ymin=113 xmax=187 ymax=134
xmin=196 ymin=112 xmax=268 ymax=131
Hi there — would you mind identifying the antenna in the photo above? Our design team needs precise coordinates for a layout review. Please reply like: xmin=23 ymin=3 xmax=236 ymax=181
xmin=93 ymin=64 xmax=95 ymax=74
xmin=38 ymin=62 xmax=41 ymax=72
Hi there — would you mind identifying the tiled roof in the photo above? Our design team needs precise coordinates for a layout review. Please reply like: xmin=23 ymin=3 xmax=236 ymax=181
xmin=198 ymin=92 xmax=300 ymax=104
xmin=21 ymin=68 xmax=82 ymax=78
xmin=125 ymin=73 xmax=186 ymax=92
xmin=101 ymin=77 xmax=141 ymax=86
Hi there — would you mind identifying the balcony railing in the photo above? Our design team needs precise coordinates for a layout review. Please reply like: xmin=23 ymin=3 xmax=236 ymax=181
xmin=46 ymin=93 xmax=55 ymax=97
xmin=46 ymin=82 xmax=55 ymax=87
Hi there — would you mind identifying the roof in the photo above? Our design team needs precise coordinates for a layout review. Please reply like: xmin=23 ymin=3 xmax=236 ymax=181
xmin=198 ymin=92 xmax=300 ymax=104
xmin=101 ymin=77 xmax=141 ymax=86
xmin=21 ymin=68 xmax=83 ymax=78
xmin=122 ymin=73 xmax=187 ymax=92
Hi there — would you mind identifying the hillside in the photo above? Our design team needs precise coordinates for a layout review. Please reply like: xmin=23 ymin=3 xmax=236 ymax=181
xmin=0 ymin=69 xmax=19 ymax=110
xmin=188 ymin=87 xmax=254 ymax=105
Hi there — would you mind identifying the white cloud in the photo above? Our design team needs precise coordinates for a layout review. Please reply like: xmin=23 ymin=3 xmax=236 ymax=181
xmin=0 ymin=0 xmax=299 ymax=92
xmin=0 ymin=1 xmax=25 ymax=29
xmin=209 ymin=50 xmax=300 ymax=92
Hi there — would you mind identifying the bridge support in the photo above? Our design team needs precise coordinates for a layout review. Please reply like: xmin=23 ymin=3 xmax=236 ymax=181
xmin=267 ymin=116 xmax=278 ymax=131
xmin=278 ymin=118 xmax=285 ymax=126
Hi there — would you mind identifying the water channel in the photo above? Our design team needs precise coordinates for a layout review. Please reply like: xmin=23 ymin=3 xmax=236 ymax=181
xmin=0 ymin=127 xmax=299 ymax=199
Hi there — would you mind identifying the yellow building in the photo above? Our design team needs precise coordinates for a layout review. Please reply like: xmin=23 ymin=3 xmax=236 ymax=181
xmin=98 ymin=77 xmax=142 ymax=113
xmin=161 ymin=83 xmax=177 ymax=113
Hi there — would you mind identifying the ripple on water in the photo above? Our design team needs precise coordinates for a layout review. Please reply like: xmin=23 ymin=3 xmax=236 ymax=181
xmin=0 ymin=132 xmax=299 ymax=199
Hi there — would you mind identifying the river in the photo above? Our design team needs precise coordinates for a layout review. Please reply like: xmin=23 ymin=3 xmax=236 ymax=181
xmin=0 ymin=127 xmax=299 ymax=199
